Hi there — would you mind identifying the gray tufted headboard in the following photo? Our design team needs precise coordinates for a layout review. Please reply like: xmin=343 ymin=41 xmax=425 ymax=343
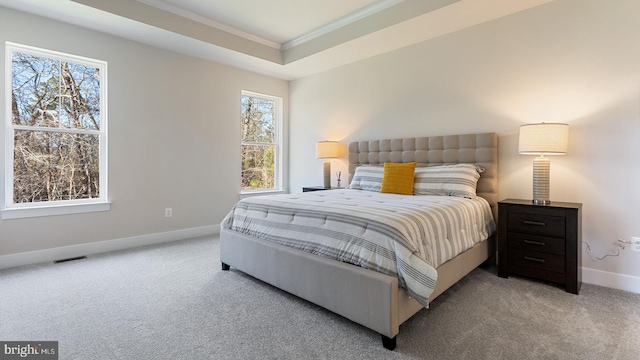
xmin=348 ymin=132 xmax=498 ymax=218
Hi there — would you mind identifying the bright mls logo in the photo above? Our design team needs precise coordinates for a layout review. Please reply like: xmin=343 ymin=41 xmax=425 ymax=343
xmin=0 ymin=342 xmax=58 ymax=359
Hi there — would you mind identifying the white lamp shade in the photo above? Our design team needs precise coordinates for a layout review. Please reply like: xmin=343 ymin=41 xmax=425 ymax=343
xmin=316 ymin=141 xmax=341 ymax=159
xmin=519 ymin=123 xmax=569 ymax=155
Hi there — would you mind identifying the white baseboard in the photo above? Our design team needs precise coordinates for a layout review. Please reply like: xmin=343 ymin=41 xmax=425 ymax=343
xmin=582 ymin=267 xmax=640 ymax=294
xmin=0 ymin=225 xmax=219 ymax=270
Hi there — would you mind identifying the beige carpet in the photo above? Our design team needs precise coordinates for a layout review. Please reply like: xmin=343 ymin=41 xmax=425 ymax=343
xmin=1 ymin=236 xmax=638 ymax=359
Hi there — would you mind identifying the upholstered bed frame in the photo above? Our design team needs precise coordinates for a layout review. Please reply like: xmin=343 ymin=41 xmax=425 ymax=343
xmin=220 ymin=132 xmax=498 ymax=350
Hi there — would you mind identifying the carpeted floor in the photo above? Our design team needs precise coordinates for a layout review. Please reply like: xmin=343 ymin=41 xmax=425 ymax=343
xmin=1 ymin=236 xmax=639 ymax=359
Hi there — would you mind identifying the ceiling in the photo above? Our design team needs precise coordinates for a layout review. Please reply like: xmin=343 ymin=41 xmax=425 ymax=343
xmin=146 ymin=0 xmax=389 ymax=46
xmin=0 ymin=0 xmax=555 ymax=80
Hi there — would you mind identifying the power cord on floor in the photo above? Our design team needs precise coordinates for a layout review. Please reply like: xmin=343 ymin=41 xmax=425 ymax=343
xmin=582 ymin=240 xmax=620 ymax=261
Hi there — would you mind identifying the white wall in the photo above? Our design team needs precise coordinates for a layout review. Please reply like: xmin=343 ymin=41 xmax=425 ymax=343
xmin=290 ymin=0 xmax=640 ymax=289
xmin=0 ymin=7 xmax=288 ymax=260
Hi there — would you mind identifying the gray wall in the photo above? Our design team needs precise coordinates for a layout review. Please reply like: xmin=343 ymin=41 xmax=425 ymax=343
xmin=0 ymin=7 xmax=288 ymax=257
xmin=290 ymin=0 xmax=640 ymax=284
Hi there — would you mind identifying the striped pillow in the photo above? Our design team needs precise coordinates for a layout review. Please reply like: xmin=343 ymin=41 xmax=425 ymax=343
xmin=348 ymin=165 xmax=384 ymax=192
xmin=413 ymin=164 xmax=484 ymax=198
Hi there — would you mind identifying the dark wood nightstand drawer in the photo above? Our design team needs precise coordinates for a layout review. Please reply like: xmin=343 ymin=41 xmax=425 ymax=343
xmin=508 ymin=232 xmax=565 ymax=255
xmin=509 ymin=248 xmax=565 ymax=274
xmin=507 ymin=212 xmax=565 ymax=237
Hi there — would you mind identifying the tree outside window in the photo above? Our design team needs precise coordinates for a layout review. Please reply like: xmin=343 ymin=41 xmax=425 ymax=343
xmin=241 ymin=92 xmax=281 ymax=192
xmin=6 ymin=43 xmax=107 ymax=209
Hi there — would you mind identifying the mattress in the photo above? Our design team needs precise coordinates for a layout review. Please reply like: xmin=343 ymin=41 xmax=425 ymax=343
xmin=221 ymin=189 xmax=496 ymax=306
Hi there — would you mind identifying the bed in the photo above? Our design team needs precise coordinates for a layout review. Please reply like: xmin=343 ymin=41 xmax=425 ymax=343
xmin=220 ymin=132 xmax=498 ymax=350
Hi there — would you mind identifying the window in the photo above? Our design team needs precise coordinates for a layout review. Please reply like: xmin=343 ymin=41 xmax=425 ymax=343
xmin=241 ymin=91 xmax=282 ymax=193
xmin=3 ymin=43 xmax=108 ymax=219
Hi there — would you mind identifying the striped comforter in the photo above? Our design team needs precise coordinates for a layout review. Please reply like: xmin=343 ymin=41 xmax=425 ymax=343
xmin=221 ymin=189 xmax=495 ymax=306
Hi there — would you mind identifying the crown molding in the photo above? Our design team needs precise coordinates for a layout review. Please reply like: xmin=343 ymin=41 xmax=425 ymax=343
xmin=137 ymin=0 xmax=282 ymax=49
xmin=281 ymin=0 xmax=404 ymax=50
xmin=138 ymin=0 xmax=406 ymax=52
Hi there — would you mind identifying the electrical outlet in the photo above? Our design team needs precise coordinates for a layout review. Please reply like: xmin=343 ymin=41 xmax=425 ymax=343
xmin=165 ymin=208 xmax=172 ymax=217
xmin=632 ymin=237 xmax=640 ymax=252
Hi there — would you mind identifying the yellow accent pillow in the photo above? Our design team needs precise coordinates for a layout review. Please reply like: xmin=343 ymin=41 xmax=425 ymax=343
xmin=380 ymin=162 xmax=416 ymax=195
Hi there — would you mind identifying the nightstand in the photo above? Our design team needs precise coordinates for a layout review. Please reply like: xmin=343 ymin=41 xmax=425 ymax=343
xmin=498 ymin=198 xmax=582 ymax=294
xmin=302 ymin=186 xmax=331 ymax=192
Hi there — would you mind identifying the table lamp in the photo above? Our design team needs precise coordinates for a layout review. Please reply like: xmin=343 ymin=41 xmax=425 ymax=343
xmin=519 ymin=123 xmax=569 ymax=204
xmin=315 ymin=141 xmax=341 ymax=188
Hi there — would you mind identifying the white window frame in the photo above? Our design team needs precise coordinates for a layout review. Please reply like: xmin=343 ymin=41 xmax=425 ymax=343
xmin=2 ymin=42 xmax=109 ymax=220
xmin=240 ymin=90 xmax=283 ymax=195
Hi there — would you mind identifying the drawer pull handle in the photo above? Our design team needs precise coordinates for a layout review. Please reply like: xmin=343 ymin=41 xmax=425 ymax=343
xmin=523 ymin=220 xmax=546 ymax=226
xmin=524 ymin=256 xmax=546 ymax=264
xmin=524 ymin=240 xmax=546 ymax=246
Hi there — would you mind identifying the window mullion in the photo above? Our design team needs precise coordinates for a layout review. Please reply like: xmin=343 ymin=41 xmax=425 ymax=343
xmin=241 ymin=141 xmax=276 ymax=146
xmin=11 ymin=125 xmax=101 ymax=135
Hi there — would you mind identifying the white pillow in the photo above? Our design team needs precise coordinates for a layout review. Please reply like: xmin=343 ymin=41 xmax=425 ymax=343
xmin=413 ymin=164 xmax=484 ymax=198
xmin=348 ymin=165 xmax=384 ymax=192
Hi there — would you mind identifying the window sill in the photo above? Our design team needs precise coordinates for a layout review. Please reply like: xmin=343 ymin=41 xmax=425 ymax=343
xmin=1 ymin=202 xmax=111 ymax=220
xmin=240 ymin=189 xmax=286 ymax=199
